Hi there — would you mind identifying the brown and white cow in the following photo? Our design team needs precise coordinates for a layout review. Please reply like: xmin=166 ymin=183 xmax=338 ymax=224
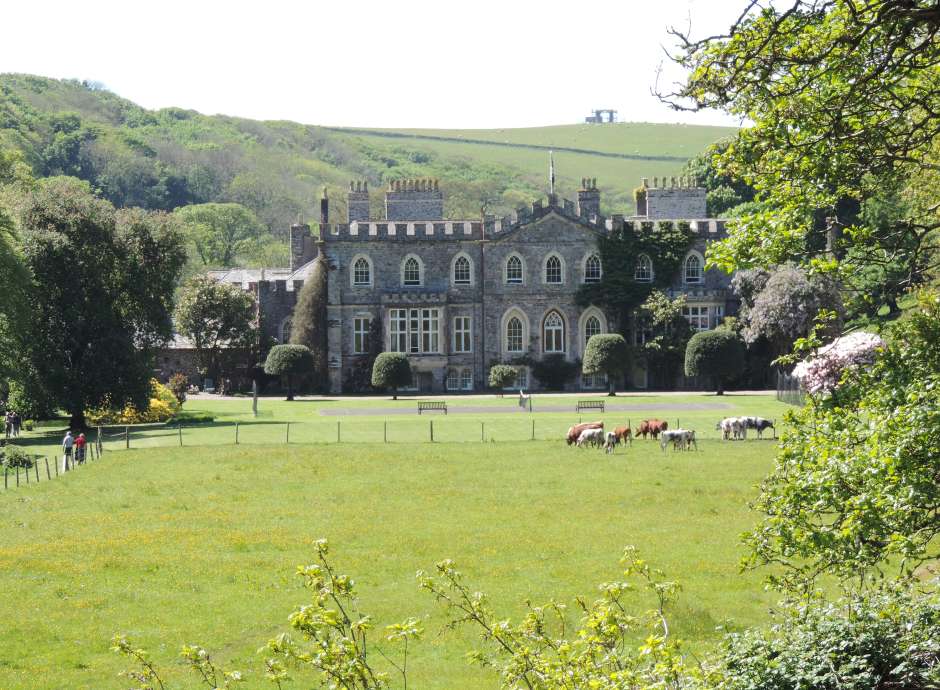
xmin=566 ymin=421 xmax=604 ymax=445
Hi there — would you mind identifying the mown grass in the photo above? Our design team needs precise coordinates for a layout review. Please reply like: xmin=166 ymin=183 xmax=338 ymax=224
xmin=0 ymin=395 xmax=789 ymax=688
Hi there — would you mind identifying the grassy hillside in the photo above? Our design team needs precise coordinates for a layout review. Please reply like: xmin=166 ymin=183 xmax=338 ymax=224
xmin=0 ymin=74 xmax=736 ymax=251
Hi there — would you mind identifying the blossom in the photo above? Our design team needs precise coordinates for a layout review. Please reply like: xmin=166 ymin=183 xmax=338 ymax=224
xmin=792 ymin=331 xmax=885 ymax=394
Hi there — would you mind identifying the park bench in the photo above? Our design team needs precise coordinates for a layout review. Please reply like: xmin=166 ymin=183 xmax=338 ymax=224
xmin=576 ymin=400 xmax=605 ymax=413
xmin=417 ymin=401 xmax=448 ymax=415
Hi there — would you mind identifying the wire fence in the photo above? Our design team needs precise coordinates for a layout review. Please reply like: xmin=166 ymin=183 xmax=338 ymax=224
xmin=1 ymin=435 xmax=102 ymax=491
xmin=776 ymin=372 xmax=805 ymax=406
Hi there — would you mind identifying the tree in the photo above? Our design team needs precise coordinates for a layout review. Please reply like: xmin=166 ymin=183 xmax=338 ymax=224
xmin=371 ymin=353 xmax=411 ymax=400
xmin=683 ymin=140 xmax=756 ymax=217
xmin=290 ymin=252 xmax=328 ymax=390
xmin=487 ymin=364 xmax=517 ymax=395
xmin=174 ymin=202 xmax=265 ymax=267
xmin=175 ymin=275 xmax=256 ymax=386
xmin=633 ymin=290 xmax=692 ymax=388
xmin=661 ymin=1 xmax=940 ymax=299
xmin=264 ymin=344 xmax=314 ymax=401
xmin=18 ymin=176 xmax=185 ymax=429
xmin=684 ymin=330 xmax=745 ymax=395
xmin=734 ymin=266 xmax=843 ymax=360
xmin=582 ymin=333 xmax=628 ymax=396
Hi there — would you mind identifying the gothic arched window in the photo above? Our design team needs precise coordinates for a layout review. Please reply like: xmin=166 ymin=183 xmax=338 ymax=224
xmin=635 ymin=254 xmax=653 ymax=282
xmin=543 ymin=311 xmax=565 ymax=353
xmin=545 ymin=255 xmax=562 ymax=284
xmin=506 ymin=317 xmax=524 ymax=352
xmin=584 ymin=254 xmax=601 ymax=283
xmin=584 ymin=315 xmax=601 ymax=344
xmin=353 ymin=257 xmax=371 ymax=286
xmin=506 ymin=255 xmax=523 ymax=284
xmin=403 ymin=257 xmax=421 ymax=286
xmin=453 ymin=255 xmax=471 ymax=285
xmin=685 ymin=254 xmax=703 ymax=284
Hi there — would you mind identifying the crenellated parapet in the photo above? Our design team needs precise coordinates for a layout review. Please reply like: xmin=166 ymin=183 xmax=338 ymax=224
xmin=322 ymin=220 xmax=484 ymax=241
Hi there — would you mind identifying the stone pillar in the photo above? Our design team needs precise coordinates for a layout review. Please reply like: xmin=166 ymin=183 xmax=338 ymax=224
xmin=577 ymin=178 xmax=600 ymax=218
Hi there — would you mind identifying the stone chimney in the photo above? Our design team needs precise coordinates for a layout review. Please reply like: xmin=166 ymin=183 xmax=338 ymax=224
xmin=577 ymin=177 xmax=600 ymax=219
xmin=347 ymin=181 xmax=370 ymax=223
xmin=384 ymin=178 xmax=444 ymax=221
xmin=319 ymin=187 xmax=329 ymax=225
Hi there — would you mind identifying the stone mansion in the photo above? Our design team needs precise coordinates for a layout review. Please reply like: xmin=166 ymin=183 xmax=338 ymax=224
xmin=194 ymin=177 xmax=734 ymax=393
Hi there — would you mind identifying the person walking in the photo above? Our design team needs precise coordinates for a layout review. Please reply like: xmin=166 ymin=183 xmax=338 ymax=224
xmin=62 ymin=430 xmax=74 ymax=472
xmin=11 ymin=411 xmax=21 ymax=438
xmin=3 ymin=411 xmax=11 ymax=440
xmin=74 ymin=432 xmax=87 ymax=465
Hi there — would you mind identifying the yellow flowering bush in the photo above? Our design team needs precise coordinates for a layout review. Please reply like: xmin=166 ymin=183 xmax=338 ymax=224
xmin=87 ymin=379 xmax=181 ymax=425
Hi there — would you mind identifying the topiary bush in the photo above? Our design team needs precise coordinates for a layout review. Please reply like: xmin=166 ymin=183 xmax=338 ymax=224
xmin=264 ymin=344 xmax=315 ymax=401
xmin=684 ymin=329 xmax=746 ymax=395
xmin=371 ymin=353 xmax=412 ymax=400
xmin=530 ymin=355 xmax=580 ymax=391
xmin=582 ymin=333 xmax=628 ymax=396
xmin=487 ymin=365 xmax=518 ymax=395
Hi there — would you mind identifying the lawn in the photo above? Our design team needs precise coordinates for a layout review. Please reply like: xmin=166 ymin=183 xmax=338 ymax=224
xmin=0 ymin=394 xmax=790 ymax=689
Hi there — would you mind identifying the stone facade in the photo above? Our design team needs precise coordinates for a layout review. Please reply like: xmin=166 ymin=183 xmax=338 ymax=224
xmin=191 ymin=178 xmax=733 ymax=393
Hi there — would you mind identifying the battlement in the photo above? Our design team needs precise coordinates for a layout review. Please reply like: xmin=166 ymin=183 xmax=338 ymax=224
xmin=638 ymin=176 xmax=707 ymax=219
xmin=385 ymin=178 xmax=443 ymax=221
xmin=322 ymin=220 xmax=484 ymax=241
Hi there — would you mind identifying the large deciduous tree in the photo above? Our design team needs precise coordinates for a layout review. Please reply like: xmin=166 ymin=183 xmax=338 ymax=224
xmin=174 ymin=275 xmax=257 ymax=386
xmin=661 ymin=1 xmax=940 ymax=310
xmin=18 ymin=176 xmax=186 ymax=429
xmin=174 ymin=202 xmax=264 ymax=267
xmin=289 ymin=252 xmax=329 ymax=391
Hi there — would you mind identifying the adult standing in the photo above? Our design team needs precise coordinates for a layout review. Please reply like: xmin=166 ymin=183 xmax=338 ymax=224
xmin=3 ymin=411 xmax=11 ymax=440
xmin=62 ymin=430 xmax=74 ymax=472
xmin=74 ymin=432 xmax=87 ymax=465
xmin=11 ymin=411 xmax=21 ymax=438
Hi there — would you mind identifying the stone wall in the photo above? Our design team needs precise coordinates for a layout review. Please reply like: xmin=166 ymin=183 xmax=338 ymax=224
xmin=643 ymin=176 xmax=707 ymax=219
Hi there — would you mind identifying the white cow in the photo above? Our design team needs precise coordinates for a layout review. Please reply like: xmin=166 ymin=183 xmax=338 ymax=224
xmin=717 ymin=417 xmax=745 ymax=440
xmin=660 ymin=429 xmax=697 ymax=452
xmin=577 ymin=428 xmax=605 ymax=448
xmin=604 ymin=431 xmax=619 ymax=454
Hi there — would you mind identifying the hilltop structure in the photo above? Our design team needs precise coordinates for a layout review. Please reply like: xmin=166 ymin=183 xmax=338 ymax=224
xmin=160 ymin=176 xmax=732 ymax=393
xmin=584 ymin=109 xmax=618 ymax=124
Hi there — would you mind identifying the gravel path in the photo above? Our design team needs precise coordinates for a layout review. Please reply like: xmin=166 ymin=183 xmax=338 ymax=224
xmin=318 ymin=401 xmax=734 ymax=416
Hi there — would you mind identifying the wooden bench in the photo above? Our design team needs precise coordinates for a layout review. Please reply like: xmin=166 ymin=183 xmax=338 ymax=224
xmin=576 ymin=400 xmax=605 ymax=413
xmin=417 ymin=401 xmax=448 ymax=415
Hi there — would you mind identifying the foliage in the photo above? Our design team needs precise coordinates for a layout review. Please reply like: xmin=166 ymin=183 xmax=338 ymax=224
xmin=683 ymin=140 xmax=756 ymax=217
xmin=174 ymin=275 xmax=257 ymax=383
xmin=174 ymin=202 xmax=265 ymax=267
xmin=0 ymin=445 xmax=34 ymax=469
xmin=168 ymin=372 xmax=188 ymax=405
xmin=576 ymin=220 xmax=695 ymax=326
xmin=487 ymin=364 xmax=518 ymax=391
xmin=17 ymin=176 xmax=186 ymax=429
xmin=289 ymin=253 xmax=328 ymax=391
xmin=371 ymin=353 xmax=412 ymax=400
xmin=343 ymin=318 xmax=384 ymax=394
xmin=528 ymin=354 xmax=580 ymax=391
xmin=735 ymin=266 xmax=843 ymax=358
xmin=633 ymin=290 xmax=692 ymax=387
xmin=86 ymin=379 xmax=181 ymax=425
xmin=264 ymin=539 xmax=422 ymax=689
xmin=792 ymin=331 xmax=885 ymax=395
xmin=264 ymin=344 xmax=314 ymax=401
xmin=744 ymin=291 xmax=940 ymax=590
xmin=4 ymin=377 xmax=56 ymax=420
xmin=684 ymin=330 xmax=745 ymax=395
xmin=582 ymin=333 xmax=628 ymax=395
xmin=663 ymin=1 xmax=940 ymax=304
xmin=715 ymin=584 xmax=940 ymax=690
xmin=419 ymin=546 xmax=703 ymax=689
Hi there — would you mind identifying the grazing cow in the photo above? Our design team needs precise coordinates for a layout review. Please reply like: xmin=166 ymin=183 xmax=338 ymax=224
xmin=612 ymin=425 xmax=632 ymax=444
xmin=660 ymin=429 xmax=697 ymax=452
xmin=577 ymin=428 xmax=605 ymax=448
xmin=604 ymin=431 xmax=619 ymax=454
xmin=739 ymin=416 xmax=774 ymax=439
xmin=566 ymin=421 xmax=603 ymax=445
xmin=716 ymin=417 xmax=745 ymax=441
xmin=637 ymin=419 xmax=668 ymax=439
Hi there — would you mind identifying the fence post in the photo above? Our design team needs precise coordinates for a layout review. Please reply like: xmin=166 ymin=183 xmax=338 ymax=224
xmin=125 ymin=426 xmax=129 ymax=449
xmin=773 ymin=419 xmax=777 ymax=439
xmin=430 ymin=420 xmax=434 ymax=442
xmin=481 ymin=421 xmax=484 ymax=442
xmin=25 ymin=464 xmax=29 ymax=484
xmin=3 ymin=467 xmax=6 ymax=489
xmin=16 ymin=466 xmax=20 ymax=486
xmin=286 ymin=422 xmax=291 ymax=444
xmin=34 ymin=462 xmax=39 ymax=483
xmin=45 ymin=457 xmax=51 ymax=480
xmin=531 ymin=419 xmax=535 ymax=440
xmin=337 ymin=421 xmax=340 ymax=443
xmin=384 ymin=420 xmax=387 ymax=443
xmin=178 ymin=424 xmax=183 ymax=447
xmin=54 ymin=456 xmax=59 ymax=476
xmin=235 ymin=423 xmax=239 ymax=445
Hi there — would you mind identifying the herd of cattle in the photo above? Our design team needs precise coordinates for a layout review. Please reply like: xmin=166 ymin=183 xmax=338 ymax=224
xmin=565 ymin=415 xmax=775 ymax=454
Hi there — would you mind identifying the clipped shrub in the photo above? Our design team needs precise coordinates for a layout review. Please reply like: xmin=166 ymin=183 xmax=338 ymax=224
xmin=582 ymin=333 xmax=628 ymax=396
xmin=530 ymin=355 xmax=580 ymax=391
xmin=168 ymin=372 xmax=189 ymax=405
xmin=488 ymin=364 xmax=518 ymax=394
xmin=371 ymin=352 xmax=412 ymax=400
xmin=264 ymin=344 xmax=314 ymax=401
xmin=684 ymin=329 xmax=746 ymax=395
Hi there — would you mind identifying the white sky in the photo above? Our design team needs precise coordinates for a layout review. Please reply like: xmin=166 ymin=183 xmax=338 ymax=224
xmin=1 ymin=0 xmax=746 ymax=129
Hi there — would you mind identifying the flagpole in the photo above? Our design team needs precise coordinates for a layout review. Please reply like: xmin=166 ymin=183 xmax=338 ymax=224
xmin=549 ymin=150 xmax=555 ymax=197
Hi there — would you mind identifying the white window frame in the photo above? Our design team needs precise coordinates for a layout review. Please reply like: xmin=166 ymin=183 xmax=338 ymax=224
xmin=584 ymin=315 xmax=601 ymax=346
xmin=353 ymin=316 xmax=371 ymax=354
xmin=583 ymin=254 xmax=602 ymax=283
xmin=635 ymin=254 xmax=653 ymax=282
xmin=506 ymin=316 xmax=524 ymax=353
xmin=543 ymin=310 xmax=566 ymax=353
xmin=503 ymin=366 xmax=528 ymax=391
xmin=684 ymin=252 xmax=704 ymax=284
xmin=401 ymin=254 xmax=424 ymax=287
xmin=451 ymin=253 xmax=473 ymax=286
xmin=544 ymin=253 xmax=565 ymax=285
xmin=505 ymin=253 xmax=524 ymax=284
xmin=388 ymin=307 xmax=440 ymax=354
xmin=452 ymin=315 xmax=472 ymax=353
xmin=682 ymin=305 xmax=710 ymax=332
xmin=350 ymin=254 xmax=373 ymax=287
xmin=279 ymin=316 xmax=292 ymax=344
xmin=459 ymin=367 xmax=473 ymax=391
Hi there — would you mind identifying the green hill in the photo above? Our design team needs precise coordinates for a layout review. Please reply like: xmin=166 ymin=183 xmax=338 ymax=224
xmin=0 ymin=74 xmax=736 ymax=245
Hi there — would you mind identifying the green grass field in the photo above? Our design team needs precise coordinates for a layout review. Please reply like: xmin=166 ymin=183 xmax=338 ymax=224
xmin=0 ymin=394 xmax=789 ymax=689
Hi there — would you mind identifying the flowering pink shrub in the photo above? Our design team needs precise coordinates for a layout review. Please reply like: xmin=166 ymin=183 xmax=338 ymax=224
xmin=793 ymin=331 xmax=885 ymax=394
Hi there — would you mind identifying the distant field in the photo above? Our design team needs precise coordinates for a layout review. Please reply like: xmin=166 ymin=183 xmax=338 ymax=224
xmin=0 ymin=394 xmax=788 ymax=688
